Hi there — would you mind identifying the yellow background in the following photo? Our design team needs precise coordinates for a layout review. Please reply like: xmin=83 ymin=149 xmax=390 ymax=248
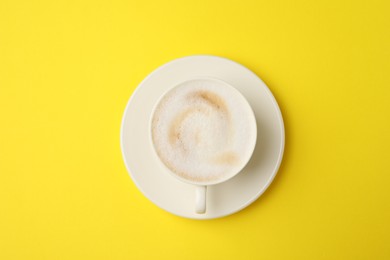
xmin=1 ymin=0 xmax=389 ymax=259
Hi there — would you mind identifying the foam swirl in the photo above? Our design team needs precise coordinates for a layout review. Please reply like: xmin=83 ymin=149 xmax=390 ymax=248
xmin=151 ymin=79 xmax=256 ymax=184
xmin=167 ymin=90 xmax=237 ymax=164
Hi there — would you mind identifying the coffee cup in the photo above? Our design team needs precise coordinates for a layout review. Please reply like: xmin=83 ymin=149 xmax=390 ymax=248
xmin=150 ymin=77 xmax=257 ymax=214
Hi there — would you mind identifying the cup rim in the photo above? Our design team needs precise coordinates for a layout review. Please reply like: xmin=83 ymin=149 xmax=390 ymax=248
xmin=149 ymin=76 xmax=257 ymax=186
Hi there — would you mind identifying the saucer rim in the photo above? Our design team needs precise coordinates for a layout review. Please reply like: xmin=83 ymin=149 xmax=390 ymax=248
xmin=120 ymin=55 xmax=285 ymax=219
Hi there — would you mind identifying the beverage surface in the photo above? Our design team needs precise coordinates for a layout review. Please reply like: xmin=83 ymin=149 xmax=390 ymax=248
xmin=151 ymin=79 xmax=256 ymax=184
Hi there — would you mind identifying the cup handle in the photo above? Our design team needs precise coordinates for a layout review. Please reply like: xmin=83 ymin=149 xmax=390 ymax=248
xmin=195 ymin=185 xmax=207 ymax=214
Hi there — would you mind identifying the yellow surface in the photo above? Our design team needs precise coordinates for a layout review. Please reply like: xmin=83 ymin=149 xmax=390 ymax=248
xmin=1 ymin=0 xmax=389 ymax=259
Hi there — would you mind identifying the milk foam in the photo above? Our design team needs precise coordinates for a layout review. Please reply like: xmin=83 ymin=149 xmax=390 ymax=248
xmin=151 ymin=79 xmax=256 ymax=184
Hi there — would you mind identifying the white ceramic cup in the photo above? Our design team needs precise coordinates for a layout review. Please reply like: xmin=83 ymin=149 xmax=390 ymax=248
xmin=149 ymin=77 xmax=257 ymax=214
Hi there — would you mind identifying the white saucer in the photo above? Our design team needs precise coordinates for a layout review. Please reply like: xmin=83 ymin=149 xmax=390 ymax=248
xmin=120 ymin=55 xmax=285 ymax=219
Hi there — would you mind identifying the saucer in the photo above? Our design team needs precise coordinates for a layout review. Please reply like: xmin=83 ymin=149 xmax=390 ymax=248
xmin=120 ymin=55 xmax=285 ymax=219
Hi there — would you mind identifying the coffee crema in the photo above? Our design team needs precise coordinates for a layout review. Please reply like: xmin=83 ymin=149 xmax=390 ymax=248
xmin=151 ymin=79 xmax=256 ymax=184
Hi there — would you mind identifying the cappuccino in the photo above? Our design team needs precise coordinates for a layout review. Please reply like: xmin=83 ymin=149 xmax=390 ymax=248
xmin=151 ymin=79 xmax=256 ymax=184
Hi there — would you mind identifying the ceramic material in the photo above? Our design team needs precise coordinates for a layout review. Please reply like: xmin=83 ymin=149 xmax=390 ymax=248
xmin=149 ymin=77 xmax=258 ymax=214
xmin=120 ymin=55 xmax=285 ymax=219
